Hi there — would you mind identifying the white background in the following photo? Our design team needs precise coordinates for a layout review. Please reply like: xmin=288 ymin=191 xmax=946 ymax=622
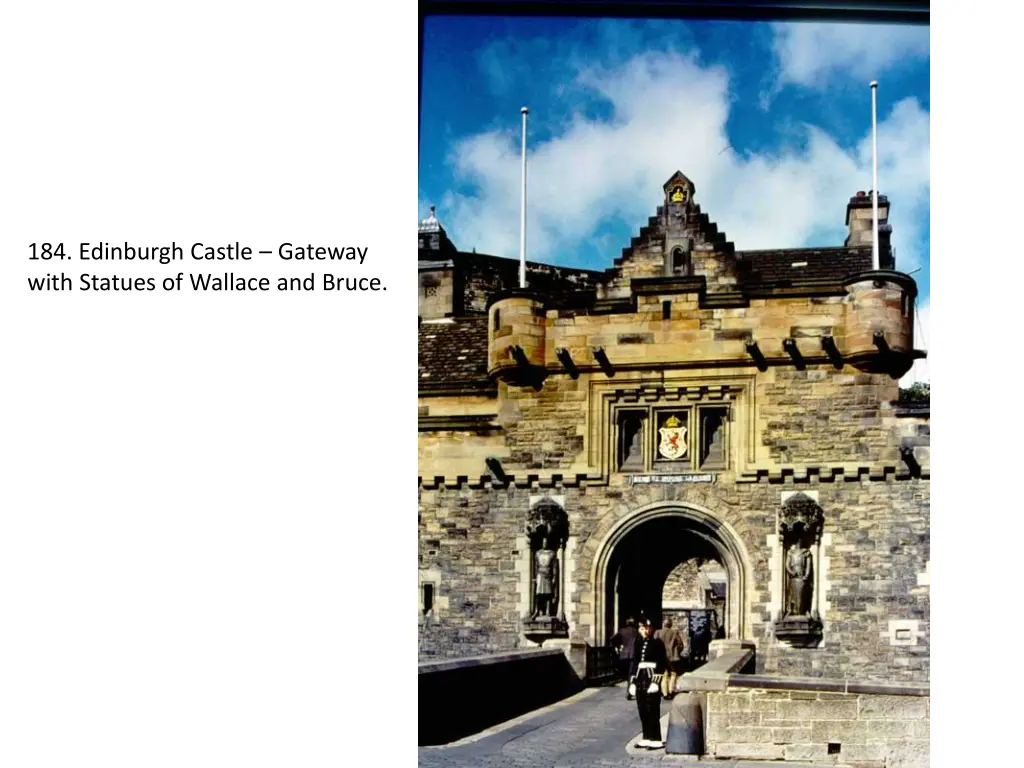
xmin=1 ymin=2 xmax=416 ymax=765
xmin=1 ymin=3 xmax=1022 ymax=767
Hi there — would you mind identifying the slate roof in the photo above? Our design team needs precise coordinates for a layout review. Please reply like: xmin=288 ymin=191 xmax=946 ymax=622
xmin=736 ymin=246 xmax=874 ymax=286
xmin=418 ymin=317 xmax=493 ymax=393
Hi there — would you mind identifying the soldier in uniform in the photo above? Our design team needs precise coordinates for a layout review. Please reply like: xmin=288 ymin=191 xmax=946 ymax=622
xmin=628 ymin=618 xmax=668 ymax=749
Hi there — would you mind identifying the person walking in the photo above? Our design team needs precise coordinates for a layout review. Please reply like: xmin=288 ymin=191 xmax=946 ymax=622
xmin=654 ymin=617 xmax=684 ymax=698
xmin=628 ymin=618 xmax=668 ymax=750
xmin=610 ymin=618 xmax=638 ymax=698
xmin=689 ymin=610 xmax=712 ymax=666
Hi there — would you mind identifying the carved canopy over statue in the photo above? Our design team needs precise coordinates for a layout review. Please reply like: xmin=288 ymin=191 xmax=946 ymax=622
xmin=779 ymin=493 xmax=825 ymax=544
xmin=525 ymin=498 xmax=569 ymax=628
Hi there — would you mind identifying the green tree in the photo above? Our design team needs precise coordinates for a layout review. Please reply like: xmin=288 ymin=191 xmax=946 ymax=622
xmin=898 ymin=382 xmax=930 ymax=404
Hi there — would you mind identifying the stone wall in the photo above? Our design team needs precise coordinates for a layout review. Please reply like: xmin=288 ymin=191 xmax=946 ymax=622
xmin=663 ymin=559 xmax=702 ymax=605
xmin=705 ymin=686 xmax=928 ymax=767
xmin=419 ymin=267 xmax=455 ymax=320
xmin=418 ymin=188 xmax=928 ymax=683
xmin=758 ymin=367 xmax=901 ymax=465
xmin=498 ymin=378 xmax=588 ymax=470
xmin=417 ymin=477 xmax=929 ymax=683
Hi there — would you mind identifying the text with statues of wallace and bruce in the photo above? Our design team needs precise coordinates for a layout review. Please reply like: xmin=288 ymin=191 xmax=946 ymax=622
xmin=25 ymin=241 xmax=383 ymax=293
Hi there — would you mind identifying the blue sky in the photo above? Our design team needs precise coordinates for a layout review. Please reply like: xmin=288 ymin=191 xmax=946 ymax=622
xmin=419 ymin=17 xmax=930 ymax=383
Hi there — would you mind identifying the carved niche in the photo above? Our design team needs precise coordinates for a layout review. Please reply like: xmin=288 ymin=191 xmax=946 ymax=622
xmin=774 ymin=493 xmax=824 ymax=648
xmin=523 ymin=497 xmax=569 ymax=641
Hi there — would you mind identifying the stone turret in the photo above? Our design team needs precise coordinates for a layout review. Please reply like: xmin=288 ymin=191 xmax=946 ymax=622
xmin=486 ymin=289 xmax=548 ymax=386
xmin=841 ymin=270 xmax=917 ymax=376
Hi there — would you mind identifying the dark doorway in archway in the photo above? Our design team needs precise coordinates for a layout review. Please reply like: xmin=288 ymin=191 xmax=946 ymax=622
xmin=604 ymin=515 xmax=728 ymax=650
xmin=662 ymin=558 xmax=727 ymax=666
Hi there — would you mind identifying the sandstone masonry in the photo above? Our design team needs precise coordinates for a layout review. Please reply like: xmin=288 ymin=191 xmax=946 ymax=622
xmin=418 ymin=173 xmax=928 ymax=687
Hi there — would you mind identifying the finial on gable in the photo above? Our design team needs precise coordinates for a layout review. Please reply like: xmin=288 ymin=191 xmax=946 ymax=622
xmin=663 ymin=170 xmax=695 ymax=209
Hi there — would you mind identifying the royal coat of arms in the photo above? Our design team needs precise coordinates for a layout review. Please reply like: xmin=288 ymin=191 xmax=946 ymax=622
xmin=658 ymin=415 xmax=688 ymax=460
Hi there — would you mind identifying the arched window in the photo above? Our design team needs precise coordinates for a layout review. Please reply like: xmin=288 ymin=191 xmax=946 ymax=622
xmin=671 ymin=247 xmax=690 ymax=276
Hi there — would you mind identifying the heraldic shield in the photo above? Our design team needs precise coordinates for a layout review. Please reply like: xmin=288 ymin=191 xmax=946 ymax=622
xmin=658 ymin=415 xmax=687 ymax=460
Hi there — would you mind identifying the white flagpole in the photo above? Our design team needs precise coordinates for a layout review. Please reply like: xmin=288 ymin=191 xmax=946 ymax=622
xmin=870 ymin=80 xmax=879 ymax=271
xmin=520 ymin=106 xmax=528 ymax=289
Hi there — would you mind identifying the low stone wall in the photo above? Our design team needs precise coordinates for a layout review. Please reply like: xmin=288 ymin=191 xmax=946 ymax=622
xmin=677 ymin=656 xmax=928 ymax=767
xmin=419 ymin=648 xmax=584 ymax=746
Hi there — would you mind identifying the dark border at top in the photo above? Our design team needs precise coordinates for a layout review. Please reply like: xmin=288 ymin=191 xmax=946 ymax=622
xmin=419 ymin=1 xmax=929 ymax=149
xmin=421 ymin=1 xmax=929 ymax=24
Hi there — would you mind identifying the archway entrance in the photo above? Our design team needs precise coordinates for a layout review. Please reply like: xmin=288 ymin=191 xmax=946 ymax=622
xmin=594 ymin=504 xmax=748 ymax=646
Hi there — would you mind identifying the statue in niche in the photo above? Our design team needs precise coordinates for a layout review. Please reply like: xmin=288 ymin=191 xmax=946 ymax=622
xmin=524 ymin=498 xmax=569 ymax=635
xmin=784 ymin=540 xmax=814 ymax=617
xmin=774 ymin=493 xmax=824 ymax=647
xmin=532 ymin=535 xmax=559 ymax=618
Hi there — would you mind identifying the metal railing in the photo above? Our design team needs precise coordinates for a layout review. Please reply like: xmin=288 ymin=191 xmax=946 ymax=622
xmin=585 ymin=645 xmax=621 ymax=686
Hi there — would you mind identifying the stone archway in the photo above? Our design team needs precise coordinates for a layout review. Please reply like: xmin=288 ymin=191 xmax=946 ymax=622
xmin=591 ymin=502 xmax=751 ymax=645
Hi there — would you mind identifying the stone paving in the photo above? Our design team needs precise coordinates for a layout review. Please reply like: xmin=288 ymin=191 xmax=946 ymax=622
xmin=419 ymin=684 xmax=839 ymax=768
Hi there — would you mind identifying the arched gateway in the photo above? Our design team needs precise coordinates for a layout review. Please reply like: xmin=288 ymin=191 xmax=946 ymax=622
xmin=590 ymin=502 xmax=751 ymax=646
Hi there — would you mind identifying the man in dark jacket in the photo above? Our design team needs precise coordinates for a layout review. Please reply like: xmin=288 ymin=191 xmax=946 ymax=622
xmin=610 ymin=618 xmax=638 ymax=696
xmin=654 ymin=617 xmax=684 ymax=698
xmin=628 ymin=618 xmax=668 ymax=749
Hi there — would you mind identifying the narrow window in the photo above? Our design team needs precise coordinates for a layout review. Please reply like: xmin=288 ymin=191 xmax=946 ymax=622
xmin=699 ymin=408 xmax=729 ymax=469
xmin=422 ymin=583 xmax=434 ymax=615
xmin=493 ymin=309 xmax=501 ymax=333
xmin=618 ymin=411 xmax=645 ymax=471
xmin=672 ymin=248 xmax=686 ymax=275
xmin=672 ymin=243 xmax=692 ymax=276
xmin=662 ymin=300 xmax=672 ymax=320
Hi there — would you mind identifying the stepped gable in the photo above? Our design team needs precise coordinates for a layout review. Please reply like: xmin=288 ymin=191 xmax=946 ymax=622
xmin=612 ymin=208 xmax=664 ymax=269
xmin=418 ymin=317 xmax=492 ymax=394
xmin=603 ymin=171 xmax=737 ymax=297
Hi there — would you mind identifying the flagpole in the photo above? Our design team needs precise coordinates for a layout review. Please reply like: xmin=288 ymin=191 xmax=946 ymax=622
xmin=870 ymin=80 xmax=879 ymax=271
xmin=520 ymin=106 xmax=528 ymax=289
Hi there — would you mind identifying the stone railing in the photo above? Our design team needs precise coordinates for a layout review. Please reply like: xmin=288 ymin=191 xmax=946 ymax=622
xmin=673 ymin=654 xmax=929 ymax=767
xmin=419 ymin=648 xmax=583 ymax=746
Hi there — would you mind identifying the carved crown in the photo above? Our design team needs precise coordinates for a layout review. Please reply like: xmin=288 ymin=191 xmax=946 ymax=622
xmin=663 ymin=170 xmax=695 ymax=207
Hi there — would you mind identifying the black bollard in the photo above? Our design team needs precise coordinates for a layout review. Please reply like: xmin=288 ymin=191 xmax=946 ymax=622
xmin=666 ymin=692 xmax=704 ymax=755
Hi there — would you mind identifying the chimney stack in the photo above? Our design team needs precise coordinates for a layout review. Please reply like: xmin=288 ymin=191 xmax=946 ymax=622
xmin=845 ymin=191 xmax=893 ymax=268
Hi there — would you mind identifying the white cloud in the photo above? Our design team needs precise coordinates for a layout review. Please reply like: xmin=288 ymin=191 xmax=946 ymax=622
xmin=772 ymin=22 xmax=929 ymax=88
xmin=900 ymin=298 xmax=930 ymax=387
xmin=436 ymin=50 xmax=929 ymax=273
